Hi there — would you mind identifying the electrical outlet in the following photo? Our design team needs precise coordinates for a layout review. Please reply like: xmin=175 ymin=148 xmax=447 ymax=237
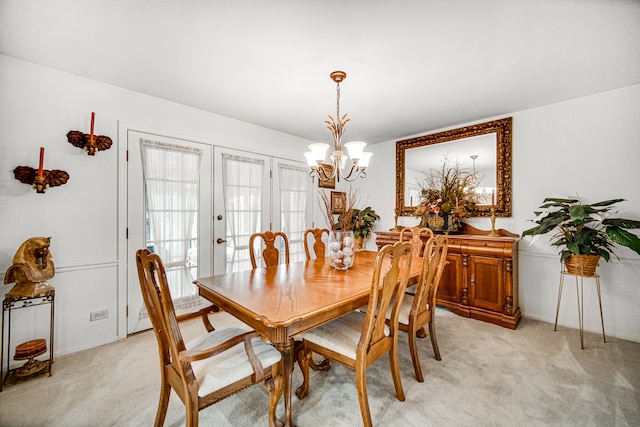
xmin=90 ymin=309 xmax=109 ymax=321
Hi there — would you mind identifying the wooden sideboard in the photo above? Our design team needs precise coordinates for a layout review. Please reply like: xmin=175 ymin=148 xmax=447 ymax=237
xmin=376 ymin=224 xmax=521 ymax=329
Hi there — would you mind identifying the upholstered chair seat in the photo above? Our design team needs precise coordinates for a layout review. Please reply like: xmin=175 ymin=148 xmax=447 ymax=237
xmin=189 ymin=327 xmax=282 ymax=397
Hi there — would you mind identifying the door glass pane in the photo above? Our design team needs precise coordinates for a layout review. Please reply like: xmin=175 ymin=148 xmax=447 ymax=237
xmin=141 ymin=139 xmax=202 ymax=309
xmin=221 ymin=153 xmax=265 ymax=272
xmin=277 ymin=162 xmax=310 ymax=262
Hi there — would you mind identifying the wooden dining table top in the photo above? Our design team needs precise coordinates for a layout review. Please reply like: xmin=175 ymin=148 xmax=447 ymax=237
xmin=194 ymin=250 xmax=421 ymax=344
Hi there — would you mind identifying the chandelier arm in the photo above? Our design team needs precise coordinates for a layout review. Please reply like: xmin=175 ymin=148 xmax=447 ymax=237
xmin=339 ymin=162 xmax=361 ymax=182
xmin=317 ymin=164 xmax=337 ymax=182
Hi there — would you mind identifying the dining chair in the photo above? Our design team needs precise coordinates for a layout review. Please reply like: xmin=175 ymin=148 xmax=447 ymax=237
xmin=388 ymin=234 xmax=449 ymax=382
xmin=249 ymin=230 xmax=290 ymax=269
xmin=303 ymin=228 xmax=330 ymax=259
xmin=135 ymin=249 xmax=284 ymax=427
xmin=399 ymin=226 xmax=434 ymax=258
xmin=295 ymin=241 xmax=414 ymax=427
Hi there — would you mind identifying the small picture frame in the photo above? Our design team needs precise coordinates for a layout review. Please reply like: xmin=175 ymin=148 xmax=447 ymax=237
xmin=331 ymin=191 xmax=346 ymax=214
xmin=317 ymin=164 xmax=336 ymax=189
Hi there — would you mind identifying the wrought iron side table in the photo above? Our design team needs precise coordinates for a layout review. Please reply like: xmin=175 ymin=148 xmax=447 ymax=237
xmin=555 ymin=262 xmax=605 ymax=349
xmin=1 ymin=288 xmax=55 ymax=391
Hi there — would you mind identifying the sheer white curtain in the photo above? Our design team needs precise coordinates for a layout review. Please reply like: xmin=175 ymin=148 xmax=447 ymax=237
xmin=140 ymin=139 xmax=202 ymax=311
xmin=222 ymin=153 xmax=265 ymax=272
xmin=278 ymin=163 xmax=309 ymax=262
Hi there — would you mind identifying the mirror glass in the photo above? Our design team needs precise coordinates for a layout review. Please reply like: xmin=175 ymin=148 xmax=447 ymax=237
xmin=396 ymin=117 xmax=512 ymax=217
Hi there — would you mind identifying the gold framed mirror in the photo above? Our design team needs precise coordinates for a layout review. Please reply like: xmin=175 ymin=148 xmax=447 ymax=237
xmin=396 ymin=117 xmax=512 ymax=217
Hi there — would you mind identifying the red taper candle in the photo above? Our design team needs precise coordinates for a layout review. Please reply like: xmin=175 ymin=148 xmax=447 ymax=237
xmin=38 ymin=147 xmax=45 ymax=177
xmin=90 ymin=112 xmax=95 ymax=141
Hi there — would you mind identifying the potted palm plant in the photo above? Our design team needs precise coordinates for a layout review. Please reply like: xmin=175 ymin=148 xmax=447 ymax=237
xmin=522 ymin=197 xmax=640 ymax=275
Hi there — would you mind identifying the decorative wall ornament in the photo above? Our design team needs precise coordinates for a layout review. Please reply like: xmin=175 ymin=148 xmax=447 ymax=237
xmin=13 ymin=147 xmax=69 ymax=193
xmin=13 ymin=166 xmax=69 ymax=193
xmin=67 ymin=112 xmax=112 ymax=155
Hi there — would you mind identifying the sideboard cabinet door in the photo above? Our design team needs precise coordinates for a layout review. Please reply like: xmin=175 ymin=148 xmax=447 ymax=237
xmin=437 ymin=252 xmax=470 ymax=318
xmin=468 ymin=256 xmax=504 ymax=313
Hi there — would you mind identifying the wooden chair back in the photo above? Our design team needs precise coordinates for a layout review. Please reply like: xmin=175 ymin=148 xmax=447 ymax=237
xmin=400 ymin=226 xmax=434 ymax=257
xmin=360 ymin=241 xmax=414 ymax=364
xmin=135 ymin=249 xmax=283 ymax=427
xmin=136 ymin=249 xmax=179 ymax=371
xmin=303 ymin=228 xmax=330 ymax=259
xmin=413 ymin=235 xmax=449 ymax=321
xmin=400 ymin=234 xmax=449 ymax=382
xmin=249 ymin=230 xmax=290 ymax=269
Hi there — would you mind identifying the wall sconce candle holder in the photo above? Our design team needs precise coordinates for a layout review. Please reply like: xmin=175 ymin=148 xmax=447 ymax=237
xmin=66 ymin=131 xmax=112 ymax=156
xmin=13 ymin=166 xmax=69 ymax=194
xmin=67 ymin=112 xmax=112 ymax=156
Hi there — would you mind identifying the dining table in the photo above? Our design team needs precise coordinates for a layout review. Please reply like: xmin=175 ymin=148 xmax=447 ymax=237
xmin=194 ymin=249 xmax=422 ymax=427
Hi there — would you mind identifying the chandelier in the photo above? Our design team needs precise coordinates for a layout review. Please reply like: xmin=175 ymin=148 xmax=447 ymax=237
xmin=304 ymin=71 xmax=372 ymax=183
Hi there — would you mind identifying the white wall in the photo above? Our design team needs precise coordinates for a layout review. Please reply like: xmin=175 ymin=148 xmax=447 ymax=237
xmin=363 ymin=83 xmax=640 ymax=341
xmin=0 ymin=55 xmax=312 ymax=358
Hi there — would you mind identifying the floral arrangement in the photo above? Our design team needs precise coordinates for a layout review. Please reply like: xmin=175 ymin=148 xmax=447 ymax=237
xmin=414 ymin=156 xmax=480 ymax=223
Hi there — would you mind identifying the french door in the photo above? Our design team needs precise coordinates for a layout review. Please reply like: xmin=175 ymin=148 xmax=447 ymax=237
xmin=213 ymin=147 xmax=312 ymax=274
xmin=126 ymin=131 xmax=212 ymax=334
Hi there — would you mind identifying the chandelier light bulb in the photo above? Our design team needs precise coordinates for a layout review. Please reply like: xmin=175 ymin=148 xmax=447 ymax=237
xmin=344 ymin=141 xmax=367 ymax=161
xmin=308 ymin=143 xmax=330 ymax=164
xmin=357 ymin=152 xmax=373 ymax=169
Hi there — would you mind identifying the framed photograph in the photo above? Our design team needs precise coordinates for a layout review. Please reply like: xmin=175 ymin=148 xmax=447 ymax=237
xmin=331 ymin=191 xmax=346 ymax=214
xmin=317 ymin=164 xmax=336 ymax=189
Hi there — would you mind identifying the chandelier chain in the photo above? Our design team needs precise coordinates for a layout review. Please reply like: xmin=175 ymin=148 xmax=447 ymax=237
xmin=336 ymin=81 xmax=341 ymax=124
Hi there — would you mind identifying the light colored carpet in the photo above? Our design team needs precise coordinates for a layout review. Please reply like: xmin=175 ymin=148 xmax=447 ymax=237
xmin=0 ymin=308 xmax=638 ymax=426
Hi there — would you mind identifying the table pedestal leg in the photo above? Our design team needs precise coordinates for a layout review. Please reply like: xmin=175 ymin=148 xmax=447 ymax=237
xmin=275 ymin=339 xmax=296 ymax=427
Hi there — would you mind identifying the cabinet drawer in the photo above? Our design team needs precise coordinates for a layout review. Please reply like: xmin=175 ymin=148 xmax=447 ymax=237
xmin=466 ymin=240 xmax=509 ymax=256
xmin=446 ymin=237 xmax=465 ymax=251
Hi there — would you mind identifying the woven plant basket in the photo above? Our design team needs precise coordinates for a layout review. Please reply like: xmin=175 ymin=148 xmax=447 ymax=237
xmin=563 ymin=254 xmax=600 ymax=277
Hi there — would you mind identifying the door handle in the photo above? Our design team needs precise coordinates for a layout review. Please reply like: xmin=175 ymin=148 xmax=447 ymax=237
xmin=216 ymin=238 xmax=227 ymax=244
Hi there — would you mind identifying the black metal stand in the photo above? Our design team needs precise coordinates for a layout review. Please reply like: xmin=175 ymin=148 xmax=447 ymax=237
xmin=1 ymin=289 xmax=55 ymax=391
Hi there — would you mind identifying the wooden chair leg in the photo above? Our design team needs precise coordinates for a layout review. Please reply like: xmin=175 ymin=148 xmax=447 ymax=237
xmin=265 ymin=374 xmax=284 ymax=427
xmin=408 ymin=325 xmax=424 ymax=382
xmin=201 ymin=312 xmax=215 ymax=332
xmin=388 ymin=342 xmax=405 ymax=401
xmin=154 ymin=375 xmax=171 ymax=427
xmin=355 ymin=364 xmax=373 ymax=427
xmin=185 ymin=390 xmax=199 ymax=427
xmin=428 ymin=320 xmax=441 ymax=361
xmin=295 ymin=347 xmax=312 ymax=400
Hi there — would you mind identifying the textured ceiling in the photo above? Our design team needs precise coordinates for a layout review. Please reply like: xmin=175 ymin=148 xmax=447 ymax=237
xmin=1 ymin=0 xmax=639 ymax=144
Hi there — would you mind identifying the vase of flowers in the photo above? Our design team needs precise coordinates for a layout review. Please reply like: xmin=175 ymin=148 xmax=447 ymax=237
xmin=414 ymin=156 xmax=480 ymax=233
